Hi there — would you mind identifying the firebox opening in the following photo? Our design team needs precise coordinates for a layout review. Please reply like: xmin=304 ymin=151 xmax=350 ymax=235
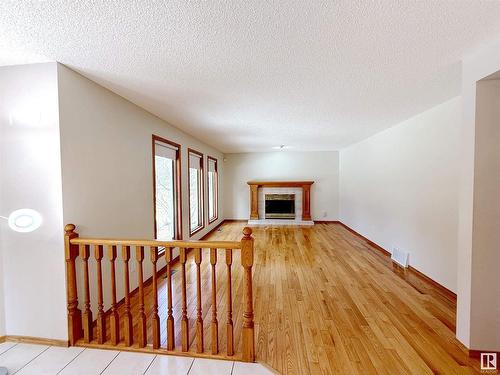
xmin=265 ymin=194 xmax=295 ymax=219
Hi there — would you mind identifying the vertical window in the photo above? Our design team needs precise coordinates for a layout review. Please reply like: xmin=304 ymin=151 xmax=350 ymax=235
xmin=188 ymin=149 xmax=204 ymax=235
xmin=207 ymin=156 xmax=218 ymax=223
xmin=153 ymin=135 xmax=181 ymax=240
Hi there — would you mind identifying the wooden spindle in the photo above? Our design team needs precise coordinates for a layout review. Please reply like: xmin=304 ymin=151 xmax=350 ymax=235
xmin=241 ymin=227 xmax=255 ymax=362
xmin=150 ymin=246 xmax=160 ymax=349
xmin=107 ymin=245 xmax=120 ymax=345
xmin=64 ymin=224 xmax=82 ymax=346
xmin=94 ymin=244 xmax=106 ymax=344
xmin=136 ymin=245 xmax=147 ymax=348
xmin=195 ymin=248 xmax=204 ymax=353
xmin=180 ymin=248 xmax=189 ymax=351
xmin=122 ymin=245 xmax=133 ymax=346
xmin=80 ymin=244 xmax=93 ymax=343
xmin=210 ymin=248 xmax=219 ymax=354
xmin=226 ymin=248 xmax=234 ymax=356
xmin=165 ymin=247 xmax=175 ymax=350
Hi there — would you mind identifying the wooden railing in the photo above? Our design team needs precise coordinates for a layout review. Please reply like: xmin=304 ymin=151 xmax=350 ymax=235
xmin=64 ymin=224 xmax=255 ymax=362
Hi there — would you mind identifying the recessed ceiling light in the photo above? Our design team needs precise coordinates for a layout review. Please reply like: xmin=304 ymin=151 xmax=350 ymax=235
xmin=8 ymin=209 xmax=42 ymax=233
xmin=272 ymin=145 xmax=290 ymax=151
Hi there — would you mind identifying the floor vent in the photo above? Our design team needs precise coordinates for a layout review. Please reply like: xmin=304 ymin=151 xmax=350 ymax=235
xmin=391 ymin=248 xmax=409 ymax=268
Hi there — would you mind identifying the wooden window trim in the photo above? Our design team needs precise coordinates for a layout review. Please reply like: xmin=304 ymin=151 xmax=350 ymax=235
xmin=188 ymin=148 xmax=205 ymax=236
xmin=152 ymin=135 xmax=183 ymax=240
xmin=207 ymin=155 xmax=218 ymax=224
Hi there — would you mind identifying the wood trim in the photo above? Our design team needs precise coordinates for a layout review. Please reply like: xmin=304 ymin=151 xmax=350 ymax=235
xmin=152 ymin=135 xmax=183 ymax=240
xmin=94 ymin=221 xmax=226 ymax=329
xmin=1 ymin=335 xmax=69 ymax=347
xmin=337 ymin=222 xmax=391 ymax=257
xmin=240 ymin=227 xmax=255 ymax=361
xmin=207 ymin=156 xmax=218 ymax=224
xmin=302 ymin=184 xmax=312 ymax=221
xmin=247 ymin=181 xmax=314 ymax=187
xmin=188 ymin=148 xmax=204 ymax=157
xmin=407 ymin=266 xmax=457 ymax=302
xmin=96 ymin=263 xmax=169 ymax=327
xmin=64 ymin=224 xmax=82 ymax=346
xmin=200 ymin=220 xmax=225 ymax=240
xmin=337 ymin=221 xmax=457 ymax=301
xmin=314 ymin=220 xmax=341 ymax=224
xmin=71 ymin=237 xmax=240 ymax=249
xmin=249 ymin=185 xmax=259 ymax=220
xmin=73 ymin=340 xmax=249 ymax=363
xmin=190 ymin=225 xmax=205 ymax=237
xmin=248 ymin=181 xmax=315 ymax=220
xmin=188 ymin=148 xmax=205 ymax=237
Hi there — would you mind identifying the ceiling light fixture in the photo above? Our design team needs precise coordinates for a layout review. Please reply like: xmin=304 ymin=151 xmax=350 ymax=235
xmin=272 ymin=145 xmax=289 ymax=151
xmin=6 ymin=208 xmax=43 ymax=233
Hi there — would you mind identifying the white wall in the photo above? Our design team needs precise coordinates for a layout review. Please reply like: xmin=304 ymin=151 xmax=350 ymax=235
xmin=468 ymin=79 xmax=500 ymax=351
xmin=0 ymin=63 xmax=68 ymax=340
xmin=223 ymin=151 xmax=339 ymax=221
xmin=57 ymin=64 xmax=225 ymax=313
xmin=0 ymin=235 xmax=5 ymax=336
xmin=456 ymin=38 xmax=500 ymax=349
xmin=58 ymin=64 xmax=224 ymax=240
xmin=340 ymin=97 xmax=461 ymax=293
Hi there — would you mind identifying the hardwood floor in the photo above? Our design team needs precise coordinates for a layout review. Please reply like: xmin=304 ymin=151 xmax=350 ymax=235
xmin=103 ymin=222 xmax=482 ymax=374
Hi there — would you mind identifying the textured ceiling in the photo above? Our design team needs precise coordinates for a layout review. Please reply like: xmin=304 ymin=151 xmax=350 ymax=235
xmin=2 ymin=1 xmax=500 ymax=152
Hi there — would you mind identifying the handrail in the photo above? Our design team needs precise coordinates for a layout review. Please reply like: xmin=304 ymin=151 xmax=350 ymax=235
xmin=70 ymin=237 xmax=241 ymax=249
xmin=64 ymin=223 xmax=255 ymax=362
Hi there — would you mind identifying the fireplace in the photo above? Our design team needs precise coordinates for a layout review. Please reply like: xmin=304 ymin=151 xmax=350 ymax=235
xmin=265 ymin=194 xmax=295 ymax=219
xmin=247 ymin=181 xmax=314 ymax=224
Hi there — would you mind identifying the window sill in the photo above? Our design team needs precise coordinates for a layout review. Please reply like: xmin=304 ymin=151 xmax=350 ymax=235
xmin=208 ymin=216 xmax=218 ymax=225
xmin=189 ymin=224 xmax=205 ymax=237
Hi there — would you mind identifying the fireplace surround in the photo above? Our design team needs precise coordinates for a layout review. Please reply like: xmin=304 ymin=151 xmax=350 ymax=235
xmin=247 ymin=181 xmax=314 ymax=225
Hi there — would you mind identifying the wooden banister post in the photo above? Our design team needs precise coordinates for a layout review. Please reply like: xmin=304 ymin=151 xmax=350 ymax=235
xmin=180 ymin=248 xmax=189 ymax=352
xmin=122 ymin=245 xmax=133 ymax=346
xmin=150 ymin=246 xmax=161 ymax=349
xmin=165 ymin=247 xmax=175 ymax=350
xmin=94 ymin=245 xmax=106 ymax=344
xmin=64 ymin=224 xmax=82 ymax=346
xmin=240 ymin=227 xmax=255 ymax=362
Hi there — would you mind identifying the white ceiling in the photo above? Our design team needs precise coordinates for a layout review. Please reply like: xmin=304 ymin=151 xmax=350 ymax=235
xmin=2 ymin=1 xmax=500 ymax=153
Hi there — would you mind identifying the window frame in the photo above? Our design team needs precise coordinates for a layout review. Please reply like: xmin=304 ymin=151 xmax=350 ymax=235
xmin=207 ymin=156 xmax=218 ymax=224
xmin=188 ymin=148 xmax=205 ymax=236
xmin=152 ymin=134 xmax=182 ymax=240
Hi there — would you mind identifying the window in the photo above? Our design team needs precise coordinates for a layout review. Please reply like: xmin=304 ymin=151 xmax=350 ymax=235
xmin=153 ymin=135 xmax=181 ymax=240
xmin=207 ymin=156 xmax=218 ymax=223
xmin=188 ymin=149 xmax=204 ymax=235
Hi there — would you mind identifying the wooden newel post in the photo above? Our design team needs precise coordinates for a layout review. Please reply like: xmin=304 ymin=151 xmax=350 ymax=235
xmin=241 ymin=227 xmax=255 ymax=362
xmin=64 ymin=224 xmax=82 ymax=346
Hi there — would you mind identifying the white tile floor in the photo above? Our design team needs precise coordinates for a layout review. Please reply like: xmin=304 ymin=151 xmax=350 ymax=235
xmin=0 ymin=342 xmax=275 ymax=375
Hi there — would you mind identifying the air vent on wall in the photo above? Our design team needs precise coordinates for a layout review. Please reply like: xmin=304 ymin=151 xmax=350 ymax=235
xmin=391 ymin=248 xmax=409 ymax=268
